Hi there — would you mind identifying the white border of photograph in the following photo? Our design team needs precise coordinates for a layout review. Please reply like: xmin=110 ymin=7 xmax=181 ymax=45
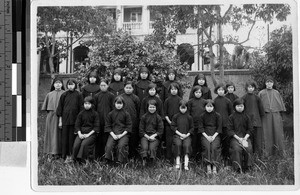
xmin=30 ymin=0 xmax=299 ymax=192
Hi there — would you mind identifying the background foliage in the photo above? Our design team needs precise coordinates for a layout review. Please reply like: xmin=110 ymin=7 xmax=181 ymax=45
xmin=149 ymin=4 xmax=290 ymax=84
xmin=77 ymin=31 xmax=191 ymax=92
xmin=37 ymin=6 xmax=115 ymax=74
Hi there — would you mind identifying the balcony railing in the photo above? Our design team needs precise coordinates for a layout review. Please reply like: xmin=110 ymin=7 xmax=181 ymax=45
xmin=122 ymin=22 xmax=142 ymax=31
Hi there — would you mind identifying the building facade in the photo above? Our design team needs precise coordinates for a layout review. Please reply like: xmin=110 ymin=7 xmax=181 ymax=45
xmin=38 ymin=5 xmax=219 ymax=74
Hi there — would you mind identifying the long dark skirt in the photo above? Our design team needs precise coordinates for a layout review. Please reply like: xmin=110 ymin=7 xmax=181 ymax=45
xmin=129 ymin=130 xmax=140 ymax=159
xmin=191 ymin=123 xmax=201 ymax=159
xmin=229 ymin=138 xmax=253 ymax=171
xmin=61 ymin=125 xmax=75 ymax=159
xmin=262 ymin=112 xmax=285 ymax=156
xmin=72 ymin=134 xmax=96 ymax=160
xmin=95 ymin=129 xmax=109 ymax=159
xmin=201 ymin=136 xmax=221 ymax=166
xmin=173 ymin=135 xmax=192 ymax=157
xmin=105 ymin=134 xmax=129 ymax=163
xmin=44 ymin=111 xmax=62 ymax=155
xmin=220 ymin=127 xmax=230 ymax=164
xmin=140 ymin=137 xmax=160 ymax=159
xmin=164 ymin=122 xmax=174 ymax=161
xmin=252 ymin=126 xmax=263 ymax=156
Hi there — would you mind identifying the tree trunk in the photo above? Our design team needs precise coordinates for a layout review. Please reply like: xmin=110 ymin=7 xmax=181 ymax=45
xmin=209 ymin=45 xmax=217 ymax=87
xmin=49 ymin=33 xmax=56 ymax=74
xmin=44 ymin=32 xmax=55 ymax=75
xmin=217 ymin=8 xmax=224 ymax=84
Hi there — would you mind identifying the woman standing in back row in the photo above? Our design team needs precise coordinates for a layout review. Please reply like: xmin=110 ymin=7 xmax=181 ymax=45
xmin=258 ymin=77 xmax=286 ymax=156
xmin=41 ymin=77 xmax=65 ymax=161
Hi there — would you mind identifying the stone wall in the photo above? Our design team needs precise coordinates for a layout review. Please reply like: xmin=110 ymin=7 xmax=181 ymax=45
xmin=183 ymin=69 xmax=252 ymax=100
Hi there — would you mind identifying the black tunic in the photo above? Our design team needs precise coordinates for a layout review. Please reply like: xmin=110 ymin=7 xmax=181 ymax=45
xmin=134 ymin=79 xmax=151 ymax=103
xmin=189 ymin=85 xmax=212 ymax=100
xmin=227 ymin=111 xmax=253 ymax=138
xmin=171 ymin=112 xmax=194 ymax=135
xmin=82 ymin=83 xmax=100 ymax=99
xmin=241 ymin=93 xmax=264 ymax=127
xmin=75 ymin=109 xmax=100 ymax=134
xmin=214 ymin=96 xmax=233 ymax=127
xmin=105 ymin=109 xmax=132 ymax=135
xmin=94 ymin=91 xmax=115 ymax=131
xmin=225 ymin=93 xmax=239 ymax=104
xmin=187 ymin=97 xmax=206 ymax=127
xmin=56 ymin=90 xmax=83 ymax=125
xmin=198 ymin=111 xmax=222 ymax=136
xmin=108 ymin=81 xmax=124 ymax=96
xmin=121 ymin=93 xmax=140 ymax=132
xmin=160 ymin=80 xmax=183 ymax=102
xmin=140 ymin=95 xmax=164 ymax=118
xmin=139 ymin=112 xmax=164 ymax=138
xmin=164 ymin=95 xmax=181 ymax=119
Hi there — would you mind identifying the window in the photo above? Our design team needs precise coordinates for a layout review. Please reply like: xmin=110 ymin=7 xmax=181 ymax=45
xmin=130 ymin=12 xmax=142 ymax=22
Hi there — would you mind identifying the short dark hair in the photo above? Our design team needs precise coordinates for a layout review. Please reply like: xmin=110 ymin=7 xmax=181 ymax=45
xmin=66 ymin=79 xmax=77 ymax=90
xmin=100 ymin=78 xmax=109 ymax=85
xmin=147 ymin=99 xmax=157 ymax=108
xmin=214 ymin=83 xmax=227 ymax=94
xmin=225 ymin=81 xmax=236 ymax=91
xmin=204 ymin=99 xmax=215 ymax=107
xmin=84 ymin=96 xmax=94 ymax=105
xmin=124 ymin=80 xmax=134 ymax=87
xmin=245 ymin=80 xmax=257 ymax=91
xmin=233 ymin=98 xmax=244 ymax=108
xmin=147 ymin=82 xmax=157 ymax=92
xmin=114 ymin=96 xmax=125 ymax=105
xmin=168 ymin=82 xmax=180 ymax=93
xmin=179 ymin=99 xmax=188 ymax=108
xmin=192 ymin=85 xmax=202 ymax=93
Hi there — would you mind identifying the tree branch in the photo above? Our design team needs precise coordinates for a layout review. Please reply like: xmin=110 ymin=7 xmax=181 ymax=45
xmin=222 ymin=5 xmax=233 ymax=20
xmin=53 ymin=33 xmax=86 ymax=57
xmin=236 ymin=8 xmax=260 ymax=45
xmin=238 ymin=20 xmax=257 ymax=45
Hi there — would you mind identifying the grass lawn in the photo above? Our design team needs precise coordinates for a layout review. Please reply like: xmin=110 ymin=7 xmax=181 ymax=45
xmin=37 ymin=111 xmax=294 ymax=185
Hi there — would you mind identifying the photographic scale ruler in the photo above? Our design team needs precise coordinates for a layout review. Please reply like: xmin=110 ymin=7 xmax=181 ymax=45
xmin=0 ymin=0 xmax=26 ymax=141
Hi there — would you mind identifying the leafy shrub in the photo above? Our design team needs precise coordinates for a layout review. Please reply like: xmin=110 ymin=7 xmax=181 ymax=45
xmin=75 ymin=31 xmax=191 ymax=93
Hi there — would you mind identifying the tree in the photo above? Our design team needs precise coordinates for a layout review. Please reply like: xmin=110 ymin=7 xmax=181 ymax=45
xmin=37 ymin=6 xmax=115 ymax=75
xmin=149 ymin=4 xmax=290 ymax=86
xmin=77 ymin=31 xmax=190 ymax=93
xmin=231 ymin=45 xmax=250 ymax=69
xmin=251 ymin=26 xmax=293 ymax=113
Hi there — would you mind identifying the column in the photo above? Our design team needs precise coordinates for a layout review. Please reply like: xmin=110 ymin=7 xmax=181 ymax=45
xmin=116 ymin=5 xmax=123 ymax=30
xmin=192 ymin=45 xmax=199 ymax=71
xmin=142 ymin=5 xmax=149 ymax=34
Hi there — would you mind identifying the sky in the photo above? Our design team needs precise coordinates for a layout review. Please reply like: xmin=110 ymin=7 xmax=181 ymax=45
xmin=221 ymin=5 xmax=293 ymax=54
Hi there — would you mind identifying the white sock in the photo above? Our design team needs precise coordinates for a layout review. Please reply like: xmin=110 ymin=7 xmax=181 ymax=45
xmin=207 ymin=165 xmax=211 ymax=172
xmin=176 ymin=156 xmax=180 ymax=165
xmin=184 ymin=155 xmax=189 ymax=167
